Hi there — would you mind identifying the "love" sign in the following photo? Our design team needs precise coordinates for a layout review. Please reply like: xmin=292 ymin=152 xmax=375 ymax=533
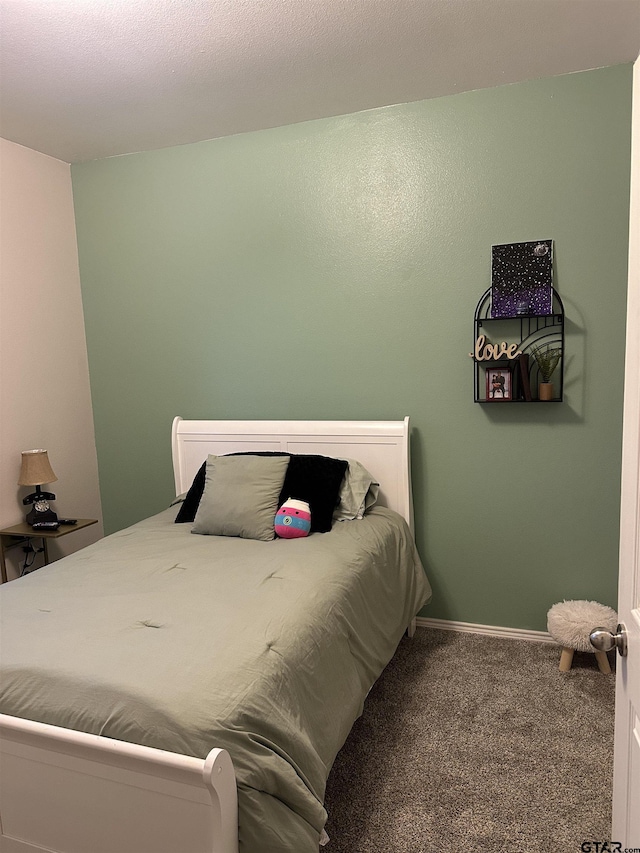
xmin=469 ymin=334 xmax=522 ymax=361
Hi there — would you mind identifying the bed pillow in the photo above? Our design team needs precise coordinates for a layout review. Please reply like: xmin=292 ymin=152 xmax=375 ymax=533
xmin=174 ymin=461 xmax=207 ymax=522
xmin=279 ymin=454 xmax=348 ymax=533
xmin=175 ymin=452 xmax=347 ymax=533
xmin=192 ymin=454 xmax=289 ymax=541
xmin=333 ymin=459 xmax=380 ymax=522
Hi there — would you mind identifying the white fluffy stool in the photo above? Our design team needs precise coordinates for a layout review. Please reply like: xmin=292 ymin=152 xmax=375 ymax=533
xmin=547 ymin=600 xmax=618 ymax=674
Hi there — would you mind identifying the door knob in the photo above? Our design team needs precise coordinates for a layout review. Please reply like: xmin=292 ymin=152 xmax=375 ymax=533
xmin=589 ymin=623 xmax=627 ymax=657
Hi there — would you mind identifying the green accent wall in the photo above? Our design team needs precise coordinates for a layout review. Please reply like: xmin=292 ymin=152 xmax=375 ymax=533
xmin=72 ymin=65 xmax=632 ymax=632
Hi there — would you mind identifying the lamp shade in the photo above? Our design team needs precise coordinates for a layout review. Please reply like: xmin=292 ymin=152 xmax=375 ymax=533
xmin=18 ymin=449 xmax=58 ymax=486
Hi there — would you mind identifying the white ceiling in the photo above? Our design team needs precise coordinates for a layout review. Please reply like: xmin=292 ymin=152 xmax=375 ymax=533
xmin=1 ymin=0 xmax=639 ymax=164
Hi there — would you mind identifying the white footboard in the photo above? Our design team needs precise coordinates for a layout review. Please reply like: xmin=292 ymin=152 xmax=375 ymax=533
xmin=0 ymin=714 xmax=238 ymax=853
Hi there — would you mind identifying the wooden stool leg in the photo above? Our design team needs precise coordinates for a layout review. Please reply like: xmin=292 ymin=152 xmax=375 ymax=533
xmin=595 ymin=651 xmax=611 ymax=674
xmin=559 ymin=647 xmax=574 ymax=671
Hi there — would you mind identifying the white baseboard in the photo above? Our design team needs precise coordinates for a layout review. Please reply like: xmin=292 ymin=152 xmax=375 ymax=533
xmin=416 ymin=616 xmax=555 ymax=644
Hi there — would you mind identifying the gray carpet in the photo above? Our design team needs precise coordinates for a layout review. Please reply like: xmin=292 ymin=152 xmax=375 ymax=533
xmin=324 ymin=628 xmax=615 ymax=853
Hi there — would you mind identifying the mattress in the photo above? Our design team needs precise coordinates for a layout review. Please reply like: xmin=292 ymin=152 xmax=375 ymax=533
xmin=0 ymin=505 xmax=431 ymax=852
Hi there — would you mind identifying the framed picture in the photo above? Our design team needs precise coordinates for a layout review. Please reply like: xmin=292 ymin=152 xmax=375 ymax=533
xmin=485 ymin=367 xmax=512 ymax=401
xmin=491 ymin=239 xmax=553 ymax=318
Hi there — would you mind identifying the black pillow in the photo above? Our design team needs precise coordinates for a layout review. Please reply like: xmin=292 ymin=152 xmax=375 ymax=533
xmin=278 ymin=454 xmax=348 ymax=533
xmin=174 ymin=461 xmax=207 ymax=523
xmin=174 ymin=452 xmax=347 ymax=533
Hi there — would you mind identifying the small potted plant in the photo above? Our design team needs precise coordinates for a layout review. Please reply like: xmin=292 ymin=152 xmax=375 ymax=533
xmin=531 ymin=344 xmax=561 ymax=401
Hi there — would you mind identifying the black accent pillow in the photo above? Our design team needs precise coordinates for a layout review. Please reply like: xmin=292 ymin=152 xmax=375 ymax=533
xmin=174 ymin=452 xmax=347 ymax=533
xmin=278 ymin=454 xmax=348 ymax=533
xmin=174 ymin=461 xmax=207 ymax=523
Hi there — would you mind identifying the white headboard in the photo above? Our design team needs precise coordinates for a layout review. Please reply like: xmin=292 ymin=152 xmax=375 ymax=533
xmin=171 ymin=417 xmax=414 ymax=531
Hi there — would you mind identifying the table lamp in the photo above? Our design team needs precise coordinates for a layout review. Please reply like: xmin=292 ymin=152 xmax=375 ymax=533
xmin=18 ymin=449 xmax=59 ymax=525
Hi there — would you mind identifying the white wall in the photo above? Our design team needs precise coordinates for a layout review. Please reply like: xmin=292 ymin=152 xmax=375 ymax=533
xmin=0 ymin=138 xmax=103 ymax=579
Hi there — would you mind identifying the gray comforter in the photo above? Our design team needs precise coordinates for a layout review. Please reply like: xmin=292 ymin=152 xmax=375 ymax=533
xmin=0 ymin=506 xmax=431 ymax=852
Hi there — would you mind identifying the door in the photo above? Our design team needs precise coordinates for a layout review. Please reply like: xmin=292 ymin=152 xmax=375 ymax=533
xmin=612 ymin=57 xmax=640 ymax=847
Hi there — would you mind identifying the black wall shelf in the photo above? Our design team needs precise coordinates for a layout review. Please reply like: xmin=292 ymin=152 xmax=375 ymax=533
xmin=472 ymin=288 xmax=565 ymax=403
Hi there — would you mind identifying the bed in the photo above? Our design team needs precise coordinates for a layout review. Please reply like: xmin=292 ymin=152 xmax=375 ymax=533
xmin=0 ymin=417 xmax=431 ymax=853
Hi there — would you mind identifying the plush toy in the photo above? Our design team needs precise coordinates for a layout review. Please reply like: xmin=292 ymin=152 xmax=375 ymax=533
xmin=274 ymin=498 xmax=311 ymax=538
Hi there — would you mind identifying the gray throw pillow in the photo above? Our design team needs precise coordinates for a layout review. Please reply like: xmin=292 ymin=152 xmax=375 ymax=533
xmin=192 ymin=454 xmax=290 ymax=541
xmin=333 ymin=458 xmax=380 ymax=521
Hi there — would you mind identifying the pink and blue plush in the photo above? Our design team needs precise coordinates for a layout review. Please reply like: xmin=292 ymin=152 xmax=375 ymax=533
xmin=274 ymin=498 xmax=311 ymax=539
